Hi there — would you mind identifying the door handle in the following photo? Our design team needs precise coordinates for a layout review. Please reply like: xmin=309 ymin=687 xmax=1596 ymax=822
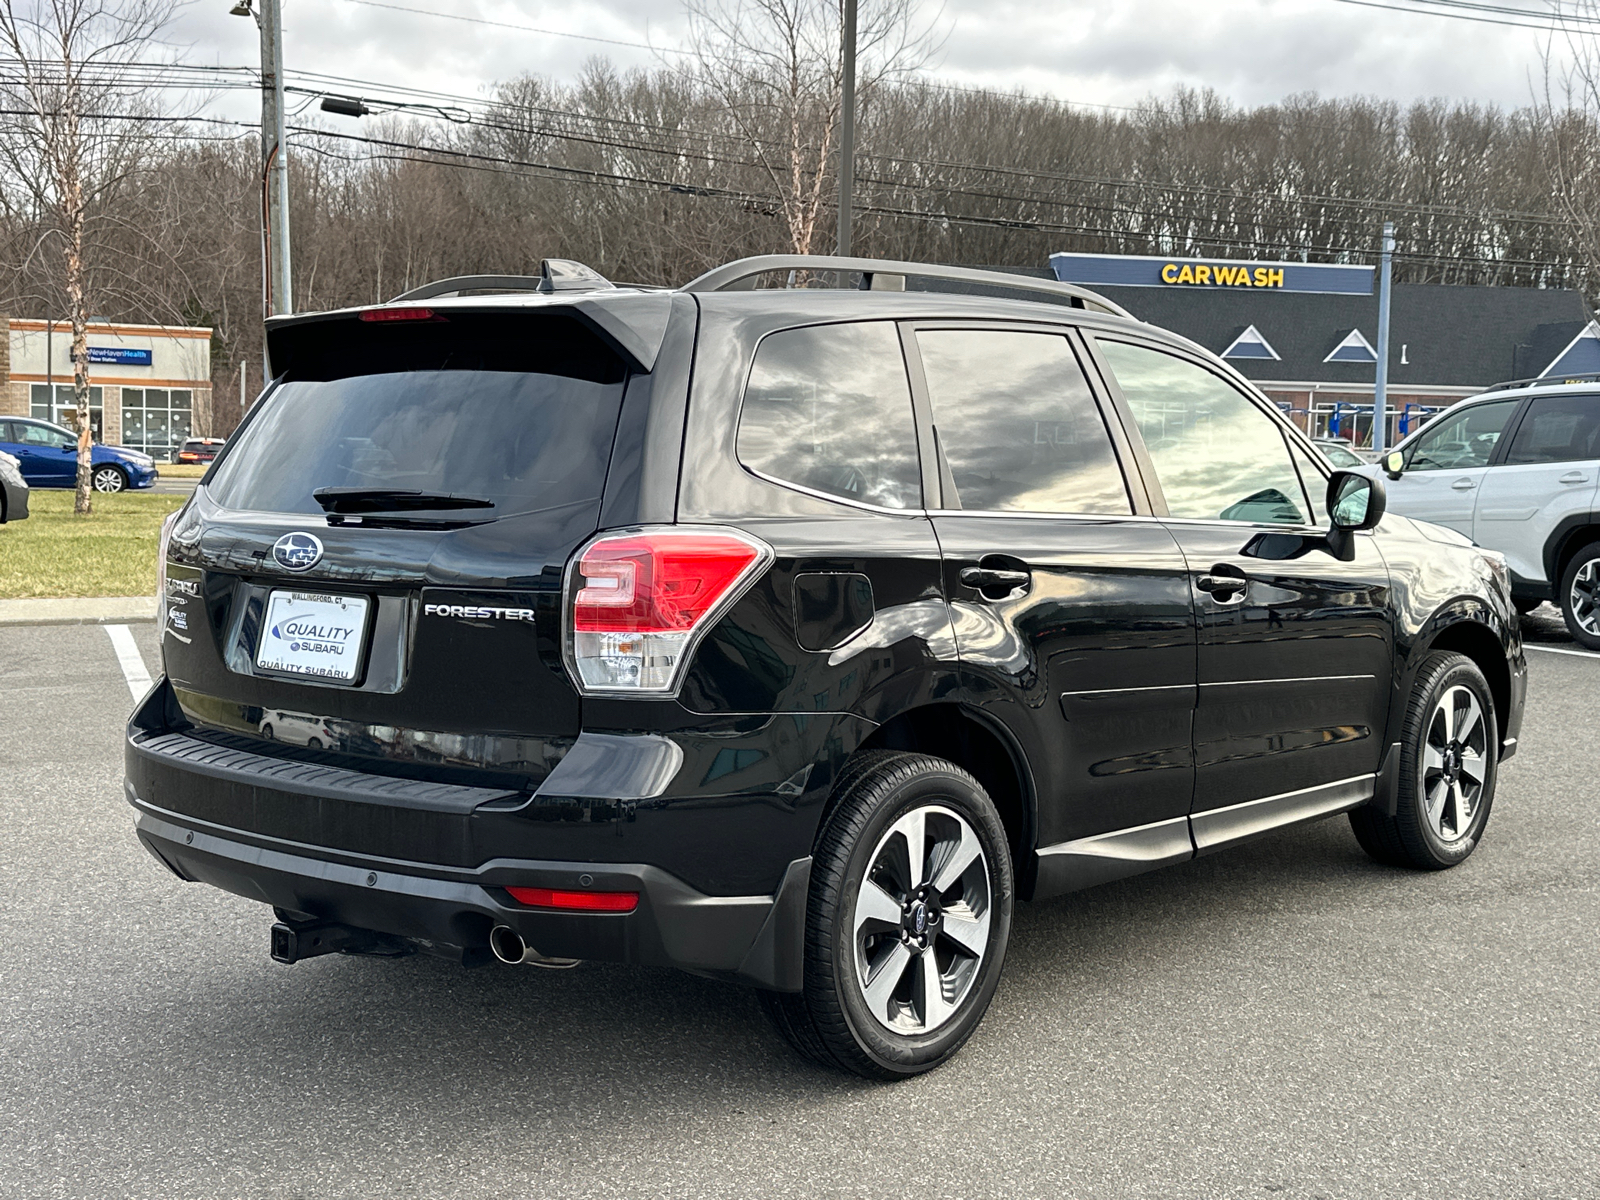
xmin=960 ymin=566 xmax=1031 ymax=592
xmin=1560 ymin=471 xmax=1590 ymax=484
xmin=1451 ymin=478 xmax=1476 ymax=490
xmin=1196 ymin=565 xmax=1248 ymax=603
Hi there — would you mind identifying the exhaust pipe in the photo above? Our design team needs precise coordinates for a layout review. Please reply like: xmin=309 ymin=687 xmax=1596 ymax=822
xmin=488 ymin=924 xmax=581 ymax=969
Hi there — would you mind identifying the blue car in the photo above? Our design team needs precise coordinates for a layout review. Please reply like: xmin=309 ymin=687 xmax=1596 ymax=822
xmin=0 ymin=417 xmax=158 ymax=493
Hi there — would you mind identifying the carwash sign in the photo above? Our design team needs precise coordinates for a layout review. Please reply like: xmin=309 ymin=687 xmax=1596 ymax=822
xmin=1049 ymin=251 xmax=1374 ymax=296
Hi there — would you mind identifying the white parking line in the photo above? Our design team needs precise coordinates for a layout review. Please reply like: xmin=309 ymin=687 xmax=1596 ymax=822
xmin=104 ymin=624 xmax=153 ymax=701
xmin=1525 ymin=643 xmax=1600 ymax=661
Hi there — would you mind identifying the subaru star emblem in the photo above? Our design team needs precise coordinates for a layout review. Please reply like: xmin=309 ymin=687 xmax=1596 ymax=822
xmin=273 ymin=532 xmax=323 ymax=572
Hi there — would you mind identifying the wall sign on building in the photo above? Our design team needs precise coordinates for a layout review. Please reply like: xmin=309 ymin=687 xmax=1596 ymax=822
xmin=1050 ymin=251 xmax=1375 ymax=296
xmin=87 ymin=347 xmax=154 ymax=366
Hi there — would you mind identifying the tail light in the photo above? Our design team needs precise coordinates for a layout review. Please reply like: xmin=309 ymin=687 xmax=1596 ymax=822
xmin=564 ymin=526 xmax=773 ymax=695
xmin=155 ymin=507 xmax=182 ymax=633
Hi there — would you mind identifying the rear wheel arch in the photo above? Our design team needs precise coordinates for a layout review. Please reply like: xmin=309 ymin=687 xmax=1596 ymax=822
xmin=828 ymin=704 xmax=1034 ymax=889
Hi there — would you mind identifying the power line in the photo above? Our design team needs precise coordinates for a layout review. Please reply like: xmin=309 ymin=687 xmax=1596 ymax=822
xmin=1328 ymin=0 xmax=1589 ymax=29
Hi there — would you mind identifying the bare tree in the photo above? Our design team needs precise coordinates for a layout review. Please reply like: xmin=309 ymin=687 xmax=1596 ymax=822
xmin=1535 ymin=3 xmax=1600 ymax=294
xmin=0 ymin=0 xmax=181 ymax=513
xmin=683 ymin=0 xmax=939 ymax=255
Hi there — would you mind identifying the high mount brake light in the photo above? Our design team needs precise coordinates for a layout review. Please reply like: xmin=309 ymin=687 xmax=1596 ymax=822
xmin=357 ymin=306 xmax=439 ymax=322
xmin=565 ymin=527 xmax=773 ymax=694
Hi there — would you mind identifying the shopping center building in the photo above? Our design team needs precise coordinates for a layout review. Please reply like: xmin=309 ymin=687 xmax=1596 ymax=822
xmin=0 ymin=316 xmax=213 ymax=460
xmin=1046 ymin=252 xmax=1597 ymax=448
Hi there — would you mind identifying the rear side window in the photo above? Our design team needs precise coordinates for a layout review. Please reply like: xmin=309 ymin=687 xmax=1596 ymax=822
xmin=737 ymin=322 xmax=921 ymax=510
xmin=1098 ymin=339 xmax=1312 ymax=525
xmin=1505 ymin=395 xmax=1600 ymax=465
xmin=207 ymin=315 xmax=628 ymax=518
xmin=915 ymin=329 xmax=1130 ymax=514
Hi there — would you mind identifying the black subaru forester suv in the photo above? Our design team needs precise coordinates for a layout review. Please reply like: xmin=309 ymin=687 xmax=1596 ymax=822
xmin=128 ymin=255 xmax=1526 ymax=1079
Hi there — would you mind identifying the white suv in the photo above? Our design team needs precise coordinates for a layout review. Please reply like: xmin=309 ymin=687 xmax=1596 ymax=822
xmin=1374 ymin=379 xmax=1600 ymax=646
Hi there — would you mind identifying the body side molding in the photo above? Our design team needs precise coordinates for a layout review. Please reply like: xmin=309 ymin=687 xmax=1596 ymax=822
xmin=1191 ymin=773 xmax=1376 ymax=855
xmin=1032 ymin=815 xmax=1194 ymax=900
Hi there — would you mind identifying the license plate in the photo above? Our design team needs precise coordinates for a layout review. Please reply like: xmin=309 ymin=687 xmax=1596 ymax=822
xmin=256 ymin=591 xmax=370 ymax=682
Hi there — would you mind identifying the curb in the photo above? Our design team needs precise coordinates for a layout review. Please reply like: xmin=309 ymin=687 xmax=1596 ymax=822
xmin=0 ymin=596 xmax=157 ymax=627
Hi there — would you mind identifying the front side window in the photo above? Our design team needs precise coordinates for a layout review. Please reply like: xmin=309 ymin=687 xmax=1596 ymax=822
xmin=915 ymin=328 xmax=1130 ymax=514
xmin=1097 ymin=339 xmax=1312 ymax=525
xmin=737 ymin=322 xmax=921 ymax=510
xmin=1504 ymin=395 xmax=1600 ymax=466
xmin=1406 ymin=399 xmax=1519 ymax=471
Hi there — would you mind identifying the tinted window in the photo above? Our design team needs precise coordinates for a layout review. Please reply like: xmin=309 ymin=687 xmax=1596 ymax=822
xmin=915 ymin=329 xmax=1129 ymax=514
xmin=1406 ymin=399 xmax=1519 ymax=470
xmin=1098 ymin=339 xmax=1312 ymax=525
xmin=737 ymin=322 xmax=921 ymax=510
xmin=207 ymin=323 xmax=628 ymax=519
xmin=1505 ymin=395 xmax=1600 ymax=465
xmin=0 ymin=422 xmax=13 ymax=442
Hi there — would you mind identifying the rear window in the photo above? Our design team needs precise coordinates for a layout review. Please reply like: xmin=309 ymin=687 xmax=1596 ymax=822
xmin=207 ymin=314 xmax=628 ymax=518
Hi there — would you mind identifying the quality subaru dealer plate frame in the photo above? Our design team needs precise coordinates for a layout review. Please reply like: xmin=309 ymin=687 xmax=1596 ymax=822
xmin=255 ymin=591 xmax=371 ymax=682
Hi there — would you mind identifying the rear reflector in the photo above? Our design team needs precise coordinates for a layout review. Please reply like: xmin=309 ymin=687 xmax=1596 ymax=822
xmin=505 ymin=886 xmax=639 ymax=912
xmin=566 ymin=526 xmax=773 ymax=695
xmin=358 ymin=306 xmax=438 ymax=322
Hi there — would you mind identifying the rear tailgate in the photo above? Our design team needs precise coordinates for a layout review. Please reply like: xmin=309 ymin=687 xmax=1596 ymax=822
xmin=159 ymin=308 xmax=634 ymax=792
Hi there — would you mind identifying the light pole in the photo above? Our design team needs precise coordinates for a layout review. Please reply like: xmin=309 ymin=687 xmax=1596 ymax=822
xmin=836 ymin=0 xmax=857 ymax=257
xmin=232 ymin=0 xmax=291 ymax=318
xmin=1373 ymin=221 xmax=1394 ymax=455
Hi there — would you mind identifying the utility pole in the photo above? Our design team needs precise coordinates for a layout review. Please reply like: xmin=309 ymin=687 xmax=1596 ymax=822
xmin=835 ymin=0 xmax=857 ymax=257
xmin=1373 ymin=221 xmax=1394 ymax=455
xmin=238 ymin=0 xmax=292 ymax=318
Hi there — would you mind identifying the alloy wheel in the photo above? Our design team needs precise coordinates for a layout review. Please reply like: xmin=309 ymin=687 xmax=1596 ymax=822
xmin=92 ymin=467 xmax=125 ymax=493
xmin=1568 ymin=557 xmax=1600 ymax=637
xmin=852 ymin=804 xmax=992 ymax=1035
xmin=1422 ymin=684 xmax=1488 ymax=843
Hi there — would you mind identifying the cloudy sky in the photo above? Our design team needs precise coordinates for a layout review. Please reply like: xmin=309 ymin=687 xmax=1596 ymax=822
xmin=170 ymin=0 xmax=1564 ymax=119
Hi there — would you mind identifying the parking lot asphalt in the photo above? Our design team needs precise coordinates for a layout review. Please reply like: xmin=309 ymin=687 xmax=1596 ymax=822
xmin=2 ymin=616 xmax=1596 ymax=1200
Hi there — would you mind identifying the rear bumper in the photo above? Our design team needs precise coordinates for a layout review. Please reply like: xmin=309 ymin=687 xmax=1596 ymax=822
xmin=131 ymin=798 xmax=809 ymax=990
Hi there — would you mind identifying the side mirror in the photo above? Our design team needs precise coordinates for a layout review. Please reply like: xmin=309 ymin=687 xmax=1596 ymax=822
xmin=1324 ymin=470 xmax=1386 ymax=560
xmin=1383 ymin=449 xmax=1404 ymax=480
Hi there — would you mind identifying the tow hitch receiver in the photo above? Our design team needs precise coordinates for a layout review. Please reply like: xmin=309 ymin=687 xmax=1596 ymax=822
xmin=269 ymin=916 xmax=412 ymax=964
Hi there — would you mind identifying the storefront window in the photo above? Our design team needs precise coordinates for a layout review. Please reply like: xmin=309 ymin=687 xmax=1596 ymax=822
xmin=121 ymin=387 xmax=192 ymax=460
xmin=30 ymin=383 xmax=103 ymax=442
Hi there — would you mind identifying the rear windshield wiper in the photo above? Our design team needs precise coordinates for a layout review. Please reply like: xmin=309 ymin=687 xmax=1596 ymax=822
xmin=312 ymin=487 xmax=496 ymax=514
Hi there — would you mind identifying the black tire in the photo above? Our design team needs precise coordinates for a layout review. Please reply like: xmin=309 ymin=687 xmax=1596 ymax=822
xmin=307 ymin=737 xmax=324 ymax=750
xmin=91 ymin=465 xmax=127 ymax=493
xmin=1558 ymin=540 xmax=1600 ymax=650
xmin=260 ymin=723 xmax=275 ymax=741
xmin=760 ymin=751 xmax=1013 ymax=1080
xmin=1349 ymin=651 xmax=1497 ymax=870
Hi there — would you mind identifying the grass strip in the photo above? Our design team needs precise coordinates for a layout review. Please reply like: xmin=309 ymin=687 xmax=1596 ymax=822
xmin=0 ymin=489 xmax=187 ymax=599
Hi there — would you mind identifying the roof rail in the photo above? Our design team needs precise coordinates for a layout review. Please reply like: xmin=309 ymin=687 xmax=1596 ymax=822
xmin=681 ymin=254 xmax=1135 ymax=320
xmin=392 ymin=259 xmax=615 ymax=302
xmin=1486 ymin=371 xmax=1600 ymax=392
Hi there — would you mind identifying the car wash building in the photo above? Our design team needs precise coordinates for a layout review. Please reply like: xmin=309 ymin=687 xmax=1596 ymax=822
xmin=1047 ymin=252 xmax=1596 ymax=449
xmin=0 ymin=316 xmax=213 ymax=460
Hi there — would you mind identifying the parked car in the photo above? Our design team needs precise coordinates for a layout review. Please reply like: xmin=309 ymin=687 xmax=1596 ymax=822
xmin=176 ymin=437 xmax=226 ymax=465
xmin=258 ymin=709 xmax=336 ymax=749
xmin=1370 ymin=379 xmax=1600 ymax=643
xmin=0 ymin=450 xmax=28 ymax=522
xmin=127 ymin=255 xmax=1526 ymax=1080
xmin=0 ymin=417 xmax=158 ymax=492
xmin=1313 ymin=438 xmax=1369 ymax=468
